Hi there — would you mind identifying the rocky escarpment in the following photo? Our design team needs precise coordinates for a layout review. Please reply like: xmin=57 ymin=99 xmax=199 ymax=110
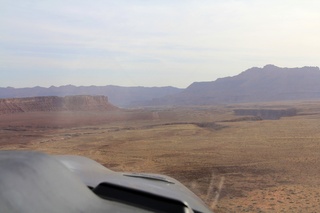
xmin=234 ymin=108 xmax=297 ymax=120
xmin=0 ymin=95 xmax=118 ymax=114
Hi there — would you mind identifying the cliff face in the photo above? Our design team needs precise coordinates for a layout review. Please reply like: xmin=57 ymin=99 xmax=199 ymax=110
xmin=0 ymin=95 xmax=118 ymax=114
xmin=234 ymin=108 xmax=297 ymax=120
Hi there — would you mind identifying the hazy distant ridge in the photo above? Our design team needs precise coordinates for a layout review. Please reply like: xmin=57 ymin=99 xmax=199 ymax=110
xmin=2 ymin=65 xmax=320 ymax=107
xmin=0 ymin=85 xmax=182 ymax=107
xmin=148 ymin=65 xmax=320 ymax=105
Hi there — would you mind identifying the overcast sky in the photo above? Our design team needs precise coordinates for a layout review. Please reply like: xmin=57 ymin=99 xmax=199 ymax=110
xmin=1 ymin=0 xmax=320 ymax=88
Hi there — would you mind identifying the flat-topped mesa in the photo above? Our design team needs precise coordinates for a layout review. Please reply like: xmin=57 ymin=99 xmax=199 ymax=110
xmin=0 ymin=95 xmax=118 ymax=114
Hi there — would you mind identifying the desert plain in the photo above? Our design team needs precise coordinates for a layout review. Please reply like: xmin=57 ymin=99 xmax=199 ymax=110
xmin=1 ymin=101 xmax=320 ymax=212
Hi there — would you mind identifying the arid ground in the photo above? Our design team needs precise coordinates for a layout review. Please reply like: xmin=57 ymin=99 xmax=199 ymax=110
xmin=1 ymin=101 xmax=320 ymax=212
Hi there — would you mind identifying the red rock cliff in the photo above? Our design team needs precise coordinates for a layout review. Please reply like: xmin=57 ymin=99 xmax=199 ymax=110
xmin=0 ymin=95 xmax=118 ymax=114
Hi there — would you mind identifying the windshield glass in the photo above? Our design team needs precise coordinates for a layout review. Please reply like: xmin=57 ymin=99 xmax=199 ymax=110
xmin=1 ymin=1 xmax=320 ymax=212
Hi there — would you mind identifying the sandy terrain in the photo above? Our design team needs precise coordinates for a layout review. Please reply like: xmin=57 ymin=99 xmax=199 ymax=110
xmin=1 ymin=101 xmax=320 ymax=212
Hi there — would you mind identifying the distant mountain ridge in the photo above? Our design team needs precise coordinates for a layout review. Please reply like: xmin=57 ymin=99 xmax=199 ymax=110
xmin=0 ymin=85 xmax=182 ymax=107
xmin=147 ymin=65 xmax=320 ymax=106
xmin=1 ymin=65 xmax=320 ymax=107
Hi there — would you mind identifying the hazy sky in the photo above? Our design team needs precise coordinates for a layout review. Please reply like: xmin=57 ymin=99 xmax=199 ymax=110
xmin=1 ymin=0 xmax=320 ymax=88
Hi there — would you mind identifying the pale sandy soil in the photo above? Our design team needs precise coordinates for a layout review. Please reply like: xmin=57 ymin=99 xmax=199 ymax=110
xmin=1 ymin=101 xmax=320 ymax=212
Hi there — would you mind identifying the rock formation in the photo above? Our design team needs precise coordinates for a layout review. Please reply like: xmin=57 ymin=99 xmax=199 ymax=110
xmin=0 ymin=95 xmax=118 ymax=114
xmin=234 ymin=108 xmax=297 ymax=120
